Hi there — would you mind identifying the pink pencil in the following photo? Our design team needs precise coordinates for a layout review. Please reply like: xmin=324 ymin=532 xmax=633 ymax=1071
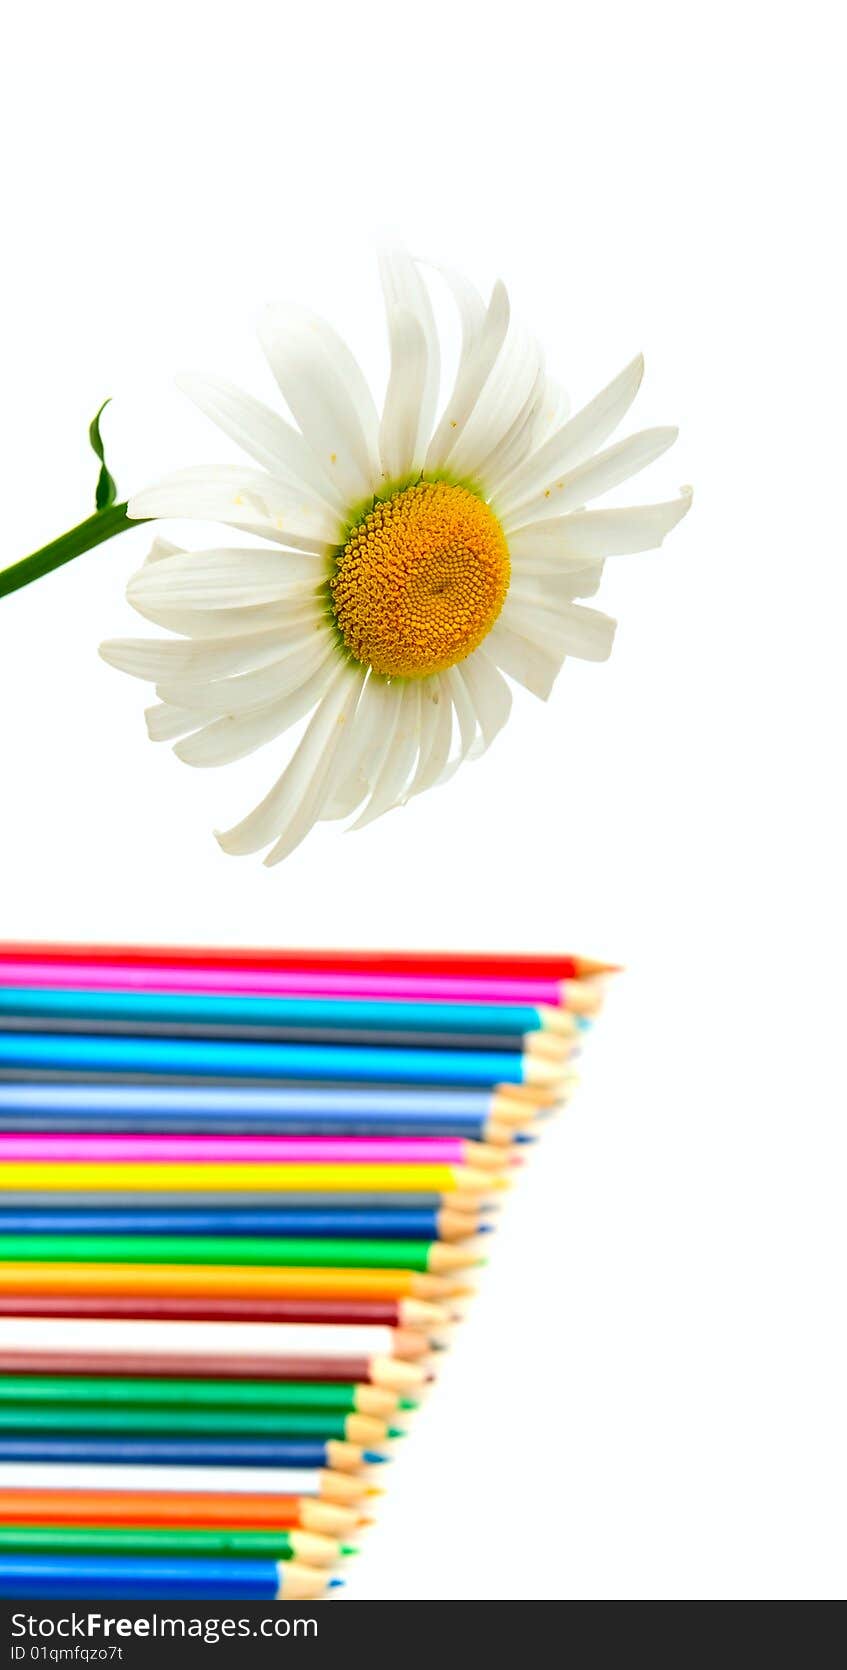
xmin=0 ymin=958 xmax=566 ymax=1007
xmin=0 ymin=1134 xmax=511 ymax=1167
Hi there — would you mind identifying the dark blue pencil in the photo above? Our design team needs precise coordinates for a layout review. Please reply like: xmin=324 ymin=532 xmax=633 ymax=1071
xmin=0 ymin=1206 xmax=478 ymax=1239
xmin=0 ymin=1436 xmax=386 ymax=1468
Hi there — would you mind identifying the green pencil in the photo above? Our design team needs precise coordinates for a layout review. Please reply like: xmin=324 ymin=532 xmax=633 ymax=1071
xmin=0 ymin=1373 xmax=415 ymax=1417
xmin=0 ymin=1233 xmax=477 ymax=1273
xmin=0 ymin=1404 xmax=404 ymax=1442
xmin=0 ymin=1524 xmax=355 ymax=1563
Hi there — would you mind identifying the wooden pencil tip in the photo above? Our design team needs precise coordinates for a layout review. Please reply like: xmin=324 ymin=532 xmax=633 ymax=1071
xmin=563 ymin=977 xmax=607 ymax=1015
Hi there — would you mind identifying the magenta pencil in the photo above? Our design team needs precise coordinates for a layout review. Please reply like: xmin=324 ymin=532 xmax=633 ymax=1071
xmin=0 ymin=958 xmax=567 ymax=1007
xmin=0 ymin=1133 xmax=508 ymax=1166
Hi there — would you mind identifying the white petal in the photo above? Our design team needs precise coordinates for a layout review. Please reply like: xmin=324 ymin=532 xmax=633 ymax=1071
xmin=479 ymin=366 xmax=546 ymax=489
xmin=158 ymin=636 xmax=331 ymax=717
xmin=508 ymin=565 xmax=606 ymax=606
xmin=501 ymin=427 xmax=679 ymax=530
xmin=456 ymin=648 xmax=512 ymax=753
xmin=445 ymin=320 xmax=542 ymax=487
xmin=486 ymin=619 xmax=563 ymax=700
xmin=406 ymin=674 xmax=454 ymax=797
xmin=352 ymin=681 xmax=422 ymax=830
xmin=398 ymin=677 xmax=441 ymax=803
xmin=100 ymin=621 xmax=321 ymax=686
xmin=503 ymin=597 xmax=617 ymax=662
xmin=425 ymin=281 xmax=510 ymax=471
xmin=493 ymin=354 xmax=645 ymax=515
xmin=422 ymin=261 xmax=486 ymax=361
xmin=127 ymin=548 xmax=324 ymax=613
xmin=509 ymin=519 xmax=608 ymax=569
xmin=378 ymin=250 xmax=440 ymax=476
xmin=173 ymin=652 xmax=335 ymax=768
xmin=438 ymin=665 xmax=480 ymax=778
xmin=378 ymin=308 xmax=429 ymax=482
xmin=529 ymin=378 xmax=571 ymax=448
xmin=129 ymin=466 xmax=341 ymax=552
xmin=216 ymin=664 xmax=361 ymax=857
xmin=176 ymin=374 xmax=346 ymax=513
xmin=510 ymin=488 xmax=693 ymax=562
xmin=145 ymin=703 xmax=200 ymax=743
xmin=321 ymin=672 xmax=386 ymax=820
xmin=125 ymin=595 xmax=317 ymax=641
xmin=258 ymin=304 xmax=380 ymax=507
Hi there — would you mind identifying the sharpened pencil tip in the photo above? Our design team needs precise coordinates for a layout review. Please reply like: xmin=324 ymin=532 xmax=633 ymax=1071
xmin=341 ymin=1544 xmax=359 ymax=1556
xmin=364 ymin=1449 xmax=390 ymax=1464
xmin=479 ymin=1222 xmax=496 ymax=1232
xmin=329 ymin=1577 xmax=346 ymax=1589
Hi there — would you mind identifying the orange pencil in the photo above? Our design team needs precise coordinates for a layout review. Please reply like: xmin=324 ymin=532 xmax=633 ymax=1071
xmin=0 ymin=1263 xmax=472 ymax=1301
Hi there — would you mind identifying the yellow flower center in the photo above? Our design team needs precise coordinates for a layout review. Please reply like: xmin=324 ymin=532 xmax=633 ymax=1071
xmin=329 ymin=480 xmax=510 ymax=679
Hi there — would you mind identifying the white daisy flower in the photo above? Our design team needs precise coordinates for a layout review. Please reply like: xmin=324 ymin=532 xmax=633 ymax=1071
xmin=100 ymin=253 xmax=691 ymax=865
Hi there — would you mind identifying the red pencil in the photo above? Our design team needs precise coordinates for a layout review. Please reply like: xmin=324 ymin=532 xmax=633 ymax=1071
xmin=0 ymin=1293 xmax=446 ymax=1329
xmin=0 ymin=941 xmax=617 ymax=980
xmin=0 ymin=1488 xmax=363 ymax=1536
xmin=0 ymin=1350 xmax=428 ymax=1392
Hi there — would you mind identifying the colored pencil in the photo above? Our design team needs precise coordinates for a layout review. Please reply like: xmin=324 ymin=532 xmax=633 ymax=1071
xmin=0 ymin=1466 xmax=371 ymax=1506
xmin=0 ymin=1032 xmax=566 ymax=1087
xmin=0 ymin=1233 xmax=481 ymax=1272
xmin=0 ymin=1318 xmax=437 ymax=1360
xmin=0 ymin=1350 xmax=427 ymax=1392
xmin=0 ymin=1552 xmax=337 ymax=1598
xmin=0 ymin=1081 xmax=541 ymax=1138
xmin=0 ymin=1525 xmax=349 ymax=1563
xmin=0 ymin=1263 xmax=470 ymax=1301
xmin=0 ymin=1206 xmax=482 ymax=1241
xmin=0 ymin=1161 xmax=507 ymax=1196
xmin=0 ymin=1437 xmax=385 ymax=1471
xmin=0 ymin=941 xmax=615 ymax=982
xmin=0 ymin=1375 xmax=410 ymax=1418
xmin=0 ymin=1487 xmax=364 ymax=1536
xmin=0 ymin=1134 xmax=512 ymax=1167
xmin=0 ymin=1407 xmax=398 ymax=1444
xmin=0 ymin=1188 xmax=494 ymax=1211
xmin=0 ymin=1294 xmax=447 ymax=1331
xmin=0 ymin=985 xmax=579 ymax=1039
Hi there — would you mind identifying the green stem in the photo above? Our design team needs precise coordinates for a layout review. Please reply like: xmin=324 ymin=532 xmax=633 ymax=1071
xmin=0 ymin=503 xmax=147 ymax=601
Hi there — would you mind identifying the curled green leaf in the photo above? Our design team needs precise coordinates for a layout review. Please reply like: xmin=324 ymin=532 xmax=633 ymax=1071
xmin=89 ymin=399 xmax=118 ymax=512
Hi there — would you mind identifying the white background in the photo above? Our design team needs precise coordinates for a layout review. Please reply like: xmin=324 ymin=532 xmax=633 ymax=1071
xmin=0 ymin=0 xmax=844 ymax=1601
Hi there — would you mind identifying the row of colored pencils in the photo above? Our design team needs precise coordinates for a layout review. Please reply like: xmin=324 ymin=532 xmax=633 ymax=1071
xmin=0 ymin=939 xmax=614 ymax=1598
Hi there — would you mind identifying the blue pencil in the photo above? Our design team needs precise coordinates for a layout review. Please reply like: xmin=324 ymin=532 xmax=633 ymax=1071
xmin=0 ymin=1206 xmax=466 ymax=1239
xmin=0 ymin=985 xmax=564 ymax=1037
xmin=0 ymin=1033 xmax=562 ymax=1089
xmin=0 ymin=1436 xmax=386 ymax=1468
xmin=0 ymin=1552 xmax=336 ymax=1598
xmin=0 ymin=1081 xmax=529 ymax=1138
